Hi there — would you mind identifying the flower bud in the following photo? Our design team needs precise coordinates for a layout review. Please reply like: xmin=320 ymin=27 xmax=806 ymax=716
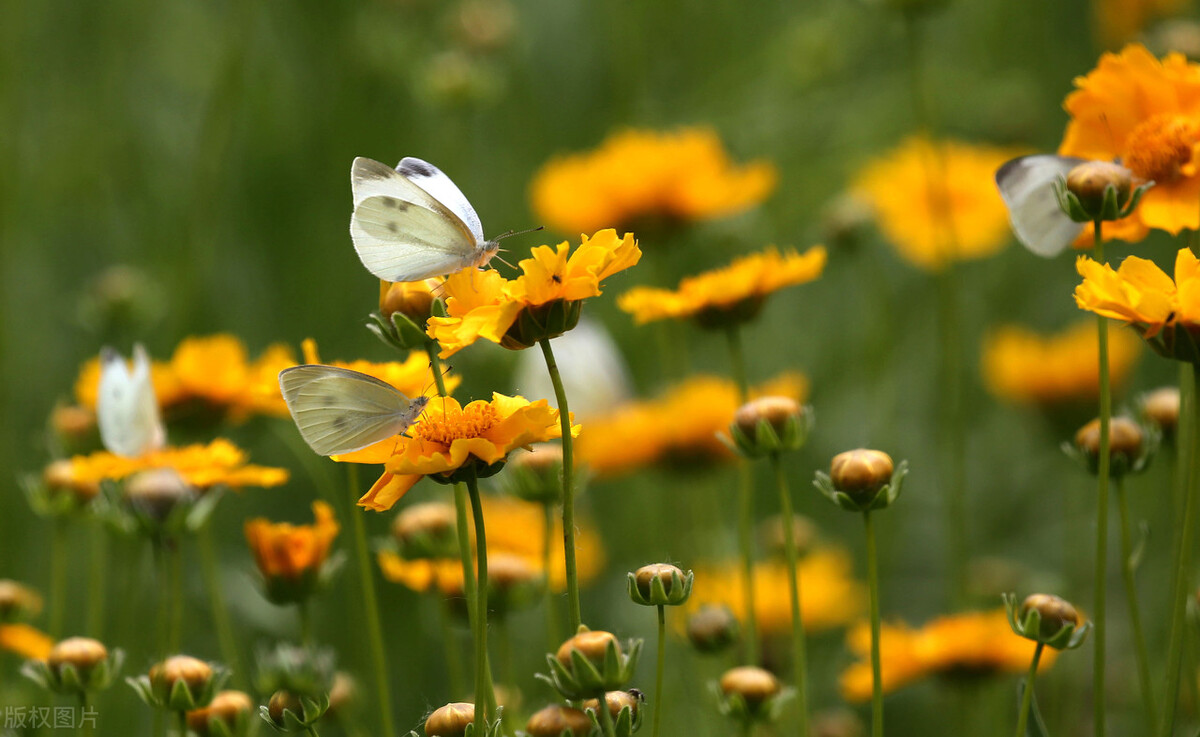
xmin=1142 ymin=387 xmax=1181 ymax=435
xmin=583 ymin=690 xmax=642 ymax=723
xmin=425 ymin=702 xmax=475 ymax=737
xmin=380 ymin=279 xmax=442 ymax=325
xmin=486 ymin=553 xmax=546 ymax=615
xmin=326 ymin=672 xmax=357 ymax=719
xmin=187 ymin=690 xmax=253 ymax=735
xmin=812 ymin=708 xmax=865 ymax=737
xmin=500 ymin=444 xmax=564 ymax=504
xmin=42 ymin=460 xmax=101 ymax=504
xmin=125 ymin=468 xmax=196 ymax=525
xmin=557 ymin=630 xmax=620 ymax=669
xmin=1066 ymin=162 xmax=1132 ymax=216
xmin=0 ymin=580 xmax=43 ymax=623
xmin=1004 ymin=591 xmax=1090 ymax=650
xmin=830 ymin=450 xmax=894 ymax=498
xmin=628 ymin=563 xmax=693 ymax=606
xmin=717 ymin=666 xmax=783 ymax=720
xmin=1020 ymin=594 xmax=1080 ymax=641
xmin=542 ymin=628 xmax=642 ymax=700
xmin=759 ymin=514 xmax=816 ymax=558
xmin=48 ymin=638 xmax=108 ymax=681
xmin=453 ymin=0 xmax=515 ymax=52
xmin=391 ymin=502 xmax=459 ymax=560
xmin=148 ymin=655 xmax=216 ymax=710
xmin=267 ymin=690 xmax=303 ymax=726
xmin=525 ymin=704 xmax=593 ymax=737
xmin=1072 ymin=416 xmax=1150 ymax=476
xmin=730 ymin=396 xmax=809 ymax=457
xmin=50 ymin=405 xmax=97 ymax=450
xmin=686 ymin=605 xmax=739 ymax=654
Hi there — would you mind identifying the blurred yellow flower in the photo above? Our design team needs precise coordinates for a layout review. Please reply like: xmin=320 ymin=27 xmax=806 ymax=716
xmin=1060 ymin=44 xmax=1200 ymax=240
xmin=853 ymin=136 xmax=1020 ymax=271
xmin=839 ymin=610 xmax=1058 ymax=702
xmin=298 ymin=339 xmax=459 ymax=401
xmin=378 ymin=496 xmax=604 ymax=593
xmin=348 ymin=394 xmax=577 ymax=512
xmin=1095 ymin=0 xmax=1188 ymax=46
xmin=530 ymin=127 xmax=777 ymax=234
xmin=244 ymin=501 xmax=340 ymax=582
xmin=577 ymin=373 xmax=808 ymax=479
xmin=687 ymin=548 xmax=864 ymax=635
xmin=982 ymin=321 xmax=1142 ymax=404
xmin=0 ymin=623 xmax=54 ymax=661
xmin=618 ymin=246 xmax=827 ymax=328
xmin=67 ymin=438 xmax=289 ymax=490
xmin=427 ymin=230 xmax=640 ymax=358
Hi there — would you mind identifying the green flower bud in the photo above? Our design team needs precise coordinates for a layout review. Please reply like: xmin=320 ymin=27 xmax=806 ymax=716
xmin=627 ymin=563 xmax=693 ymax=607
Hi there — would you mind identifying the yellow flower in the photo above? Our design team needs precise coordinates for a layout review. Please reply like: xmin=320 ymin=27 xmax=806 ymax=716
xmin=530 ymin=127 xmax=777 ymax=234
xmin=839 ymin=610 xmax=1058 ymax=702
xmin=0 ymin=624 xmax=54 ymax=661
xmin=351 ymin=394 xmax=577 ymax=512
xmin=379 ymin=496 xmax=604 ymax=593
xmin=618 ymin=246 xmax=827 ymax=328
xmin=1061 ymin=44 xmax=1200 ymax=240
xmin=1095 ymin=0 xmax=1188 ymax=46
xmin=577 ymin=373 xmax=808 ymax=479
xmin=67 ymin=438 xmax=289 ymax=490
xmin=686 ymin=548 xmax=865 ymax=636
xmin=298 ymin=339 xmax=459 ymax=400
xmin=244 ymin=501 xmax=340 ymax=581
xmin=427 ymin=230 xmax=640 ymax=358
xmin=853 ymin=136 xmax=1021 ymax=271
xmin=982 ymin=321 xmax=1142 ymax=404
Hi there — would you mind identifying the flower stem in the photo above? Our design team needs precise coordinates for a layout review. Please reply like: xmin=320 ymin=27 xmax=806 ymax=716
xmin=539 ymin=337 xmax=581 ymax=632
xmin=1014 ymin=643 xmax=1045 ymax=737
xmin=1161 ymin=362 xmax=1199 ymax=736
xmin=178 ymin=711 xmax=188 ymax=737
xmin=737 ymin=460 xmax=759 ymax=666
xmin=1093 ymin=230 xmax=1110 ymax=737
xmin=597 ymin=691 xmax=618 ymax=737
xmin=198 ymin=524 xmax=244 ymax=689
xmin=346 ymin=463 xmax=395 ymax=737
xmin=49 ymin=516 xmax=67 ymax=638
xmin=653 ymin=604 xmax=666 ymax=737
xmin=1115 ymin=475 xmax=1156 ymax=732
xmin=80 ymin=691 xmax=93 ymax=737
xmin=773 ymin=453 xmax=809 ymax=737
xmin=864 ymin=510 xmax=883 ymax=737
xmin=465 ymin=468 xmax=497 ymax=726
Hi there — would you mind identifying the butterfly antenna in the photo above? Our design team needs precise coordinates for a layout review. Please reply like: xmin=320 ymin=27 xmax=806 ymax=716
xmin=495 ymin=225 xmax=545 ymax=242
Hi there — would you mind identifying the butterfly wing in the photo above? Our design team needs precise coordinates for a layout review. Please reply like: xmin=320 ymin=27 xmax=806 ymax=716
xmin=279 ymin=364 xmax=428 ymax=456
xmin=995 ymin=154 xmax=1088 ymax=258
xmin=350 ymin=157 xmax=480 ymax=282
xmin=97 ymin=345 xmax=166 ymax=457
xmin=397 ymin=157 xmax=485 ymax=244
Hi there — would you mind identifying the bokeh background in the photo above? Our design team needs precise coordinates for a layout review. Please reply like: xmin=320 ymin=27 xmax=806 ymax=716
xmin=1 ymin=0 xmax=1197 ymax=734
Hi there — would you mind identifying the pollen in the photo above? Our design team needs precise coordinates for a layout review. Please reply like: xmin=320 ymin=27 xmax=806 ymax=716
xmin=1123 ymin=114 xmax=1198 ymax=183
xmin=413 ymin=402 xmax=498 ymax=445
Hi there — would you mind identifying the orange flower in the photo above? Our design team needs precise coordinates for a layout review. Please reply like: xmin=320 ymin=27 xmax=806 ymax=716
xmin=1060 ymin=44 xmax=1200 ymax=240
xmin=0 ymin=624 xmax=54 ymax=661
xmin=618 ymin=246 xmax=826 ymax=327
xmin=839 ymin=610 xmax=1057 ymax=702
xmin=530 ymin=127 xmax=776 ymax=234
xmin=245 ymin=501 xmax=340 ymax=581
xmin=427 ymin=230 xmax=640 ymax=358
xmin=68 ymin=439 xmax=289 ymax=490
xmin=577 ymin=373 xmax=808 ymax=478
xmin=982 ymin=321 xmax=1142 ymax=404
xmin=350 ymin=394 xmax=577 ymax=512
xmin=853 ymin=136 xmax=1020 ymax=271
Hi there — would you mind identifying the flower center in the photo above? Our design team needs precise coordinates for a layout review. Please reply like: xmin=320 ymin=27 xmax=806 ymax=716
xmin=413 ymin=403 xmax=498 ymax=445
xmin=1123 ymin=114 xmax=1197 ymax=183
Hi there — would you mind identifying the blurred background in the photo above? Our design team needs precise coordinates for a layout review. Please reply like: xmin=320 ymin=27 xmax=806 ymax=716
xmin=1 ymin=0 xmax=1197 ymax=734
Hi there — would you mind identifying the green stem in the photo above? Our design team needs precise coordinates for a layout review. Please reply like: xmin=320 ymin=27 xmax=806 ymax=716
xmin=653 ymin=604 xmax=666 ymax=737
xmin=1093 ymin=230 xmax=1110 ymax=737
xmin=438 ymin=596 xmax=466 ymax=698
xmin=737 ymin=460 xmax=759 ymax=666
xmin=306 ymin=725 xmax=322 ymax=737
xmin=1014 ymin=643 xmax=1045 ymax=737
xmin=177 ymin=711 xmax=188 ymax=737
xmin=80 ymin=691 xmax=94 ymax=737
xmin=1162 ymin=362 xmax=1200 ymax=735
xmin=86 ymin=520 xmax=107 ymax=638
xmin=346 ymin=463 xmax=395 ymax=737
xmin=773 ymin=453 xmax=809 ymax=737
xmin=49 ymin=517 xmax=67 ymax=638
xmin=597 ymin=691 xmax=618 ymax=737
xmin=198 ymin=525 xmax=244 ymax=689
xmin=465 ymin=468 xmax=497 ymax=726
xmin=425 ymin=341 xmax=450 ymax=398
xmin=542 ymin=500 xmax=562 ymax=650
xmin=865 ymin=510 xmax=883 ymax=737
xmin=539 ymin=338 xmax=581 ymax=632
xmin=1116 ymin=476 xmax=1156 ymax=732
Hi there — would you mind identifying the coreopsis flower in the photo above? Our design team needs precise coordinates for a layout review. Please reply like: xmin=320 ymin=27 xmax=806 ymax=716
xmin=838 ymin=610 xmax=1058 ymax=702
xmin=426 ymin=229 xmax=640 ymax=358
xmin=530 ymin=127 xmax=777 ymax=235
xmin=982 ymin=321 xmax=1142 ymax=405
xmin=342 ymin=394 xmax=576 ymax=511
xmin=686 ymin=548 xmax=865 ymax=635
xmin=618 ymin=246 xmax=826 ymax=329
xmin=853 ymin=136 xmax=1021 ymax=270
xmin=1060 ymin=44 xmax=1200 ymax=240
xmin=0 ymin=579 xmax=44 ymax=623
xmin=245 ymin=501 xmax=341 ymax=604
xmin=1074 ymin=247 xmax=1200 ymax=361
xmin=66 ymin=438 xmax=288 ymax=490
xmin=577 ymin=372 xmax=809 ymax=478
xmin=378 ymin=496 xmax=605 ymax=592
xmin=0 ymin=624 xmax=54 ymax=660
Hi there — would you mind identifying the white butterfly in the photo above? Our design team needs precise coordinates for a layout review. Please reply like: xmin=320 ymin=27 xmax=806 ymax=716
xmin=97 ymin=345 xmax=166 ymax=458
xmin=350 ymin=156 xmax=500 ymax=282
xmin=278 ymin=365 xmax=431 ymax=457
xmin=994 ymin=154 xmax=1089 ymax=257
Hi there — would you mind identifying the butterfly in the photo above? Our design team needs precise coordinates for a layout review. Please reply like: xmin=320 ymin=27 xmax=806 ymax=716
xmin=350 ymin=156 xmax=500 ymax=283
xmin=278 ymin=364 xmax=431 ymax=457
xmin=994 ymin=154 xmax=1089 ymax=257
xmin=97 ymin=344 xmax=166 ymax=458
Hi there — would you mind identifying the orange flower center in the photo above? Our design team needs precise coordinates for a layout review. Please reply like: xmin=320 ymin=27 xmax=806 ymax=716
xmin=1123 ymin=114 xmax=1197 ymax=183
xmin=413 ymin=403 xmax=498 ymax=445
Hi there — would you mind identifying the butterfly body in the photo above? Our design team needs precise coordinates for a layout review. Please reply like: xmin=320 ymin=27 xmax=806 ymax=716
xmin=350 ymin=156 xmax=499 ymax=282
xmin=279 ymin=364 xmax=430 ymax=457
xmin=97 ymin=345 xmax=166 ymax=458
